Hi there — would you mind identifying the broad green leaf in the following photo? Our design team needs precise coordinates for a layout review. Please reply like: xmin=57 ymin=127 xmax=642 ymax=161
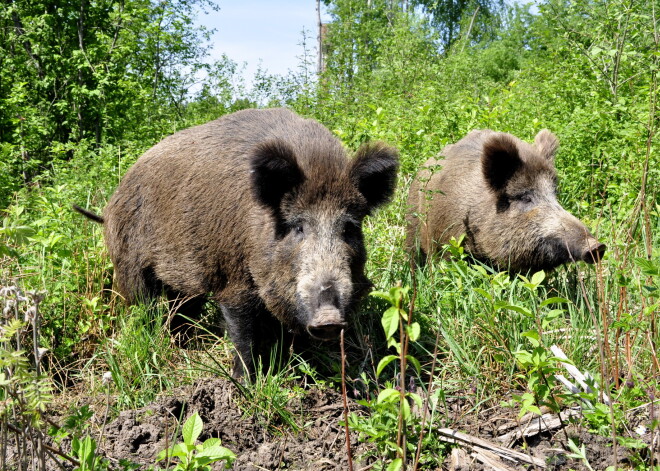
xmin=182 ymin=412 xmax=203 ymax=446
xmin=634 ymin=257 xmax=660 ymax=276
xmin=376 ymin=354 xmax=399 ymax=377
xmin=408 ymin=391 xmax=423 ymax=409
xmin=405 ymin=355 xmax=421 ymax=375
xmin=521 ymin=330 xmax=540 ymax=347
xmin=401 ymin=397 xmax=411 ymax=420
xmin=386 ymin=458 xmax=403 ymax=471
xmin=540 ymin=297 xmax=570 ymax=307
xmin=202 ymin=437 xmax=221 ymax=449
xmin=498 ymin=303 xmax=533 ymax=318
xmin=197 ymin=445 xmax=236 ymax=461
xmin=377 ymin=388 xmax=400 ymax=404
xmin=370 ymin=290 xmax=392 ymax=303
xmin=381 ymin=306 xmax=400 ymax=339
xmin=407 ymin=322 xmax=420 ymax=342
xmin=531 ymin=270 xmax=545 ymax=285
xmin=473 ymin=288 xmax=492 ymax=301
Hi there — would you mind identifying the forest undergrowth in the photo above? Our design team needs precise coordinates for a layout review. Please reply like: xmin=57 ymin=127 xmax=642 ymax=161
xmin=1 ymin=0 xmax=659 ymax=469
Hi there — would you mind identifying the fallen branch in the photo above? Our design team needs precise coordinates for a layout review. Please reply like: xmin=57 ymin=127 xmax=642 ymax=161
xmin=437 ymin=428 xmax=546 ymax=468
xmin=496 ymin=409 xmax=581 ymax=445
xmin=471 ymin=447 xmax=520 ymax=471
xmin=550 ymin=345 xmax=611 ymax=405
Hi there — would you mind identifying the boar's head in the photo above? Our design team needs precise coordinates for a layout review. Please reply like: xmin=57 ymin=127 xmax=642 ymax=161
xmin=250 ymin=139 xmax=399 ymax=340
xmin=474 ymin=130 xmax=606 ymax=272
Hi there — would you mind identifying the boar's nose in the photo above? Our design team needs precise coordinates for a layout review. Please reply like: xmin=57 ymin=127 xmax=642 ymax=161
xmin=581 ymin=241 xmax=607 ymax=264
xmin=307 ymin=284 xmax=346 ymax=341
xmin=318 ymin=283 xmax=340 ymax=308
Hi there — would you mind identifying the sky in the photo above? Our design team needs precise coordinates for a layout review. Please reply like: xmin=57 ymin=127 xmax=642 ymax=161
xmin=197 ymin=1 xmax=330 ymax=82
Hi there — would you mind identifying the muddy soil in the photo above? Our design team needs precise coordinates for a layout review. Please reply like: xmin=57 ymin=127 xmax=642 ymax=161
xmin=4 ymin=378 xmax=657 ymax=470
xmin=98 ymin=378 xmax=370 ymax=470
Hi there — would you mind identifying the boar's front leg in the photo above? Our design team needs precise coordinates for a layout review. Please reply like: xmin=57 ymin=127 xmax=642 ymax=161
xmin=221 ymin=302 xmax=287 ymax=379
xmin=220 ymin=304 xmax=257 ymax=378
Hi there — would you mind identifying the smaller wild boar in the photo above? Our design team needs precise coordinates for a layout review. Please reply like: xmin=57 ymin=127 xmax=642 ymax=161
xmin=75 ymin=108 xmax=399 ymax=377
xmin=406 ymin=129 xmax=606 ymax=272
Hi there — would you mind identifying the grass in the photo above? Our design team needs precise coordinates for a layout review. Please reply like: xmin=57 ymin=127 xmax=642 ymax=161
xmin=1 ymin=151 xmax=659 ymax=469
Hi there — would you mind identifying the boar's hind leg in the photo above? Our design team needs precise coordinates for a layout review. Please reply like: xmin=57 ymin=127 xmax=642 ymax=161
xmin=164 ymin=289 xmax=206 ymax=345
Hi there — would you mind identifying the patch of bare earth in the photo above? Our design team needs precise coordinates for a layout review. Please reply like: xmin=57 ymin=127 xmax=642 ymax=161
xmin=4 ymin=380 xmax=657 ymax=470
xmin=98 ymin=378 xmax=369 ymax=470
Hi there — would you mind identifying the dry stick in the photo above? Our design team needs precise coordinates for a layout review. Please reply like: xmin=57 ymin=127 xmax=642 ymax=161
xmin=460 ymin=6 xmax=480 ymax=54
xmin=29 ymin=292 xmax=46 ymax=471
xmin=412 ymin=328 xmax=441 ymax=471
xmin=575 ymin=265 xmax=617 ymax=466
xmin=4 ymin=422 xmax=79 ymax=467
xmin=340 ymin=329 xmax=354 ymax=471
xmin=409 ymin=253 xmax=438 ymax=471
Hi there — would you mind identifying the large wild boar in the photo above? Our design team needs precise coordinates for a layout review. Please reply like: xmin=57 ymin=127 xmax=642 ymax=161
xmin=75 ymin=108 xmax=399 ymax=377
xmin=406 ymin=129 xmax=605 ymax=272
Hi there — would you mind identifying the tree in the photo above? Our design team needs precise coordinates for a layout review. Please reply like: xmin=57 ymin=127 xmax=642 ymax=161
xmin=0 ymin=0 xmax=217 ymax=195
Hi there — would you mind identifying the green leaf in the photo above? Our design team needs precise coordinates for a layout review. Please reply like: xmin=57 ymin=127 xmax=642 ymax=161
xmin=376 ymin=354 xmax=399 ymax=377
xmin=540 ymin=297 xmax=570 ymax=307
xmin=407 ymin=322 xmax=420 ymax=342
xmin=401 ymin=397 xmax=411 ymax=420
xmin=202 ymin=437 xmax=221 ymax=449
xmin=634 ymin=257 xmax=660 ymax=276
xmin=370 ymin=290 xmax=392 ymax=304
xmin=408 ymin=391 xmax=423 ymax=409
xmin=473 ymin=288 xmax=492 ymax=301
xmin=521 ymin=330 xmax=541 ymax=347
xmin=381 ymin=306 xmax=401 ymax=339
xmin=182 ymin=412 xmax=203 ymax=446
xmin=386 ymin=458 xmax=403 ymax=471
xmin=405 ymin=355 xmax=421 ymax=375
xmin=197 ymin=445 xmax=236 ymax=461
xmin=377 ymin=388 xmax=400 ymax=404
xmin=497 ymin=303 xmax=533 ymax=318
xmin=531 ymin=270 xmax=546 ymax=285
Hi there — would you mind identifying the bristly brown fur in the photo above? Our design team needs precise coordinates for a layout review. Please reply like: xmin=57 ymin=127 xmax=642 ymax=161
xmin=406 ymin=129 xmax=605 ymax=272
xmin=87 ymin=108 xmax=399 ymax=377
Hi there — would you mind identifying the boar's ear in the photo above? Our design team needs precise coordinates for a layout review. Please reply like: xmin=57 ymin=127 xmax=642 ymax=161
xmin=534 ymin=129 xmax=559 ymax=162
xmin=250 ymin=140 xmax=304 ymax=211
xmin=349 ymin=142 xmax=399 ymax=213
xmin=482 ymin=134 xmax=522 ymax=191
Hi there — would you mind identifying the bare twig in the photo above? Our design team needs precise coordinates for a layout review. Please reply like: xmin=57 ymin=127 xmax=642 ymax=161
xmin=436 ymin=428 xmax=546 ymax=468
xmin=340 ymin=329 xmax=354 ymax=471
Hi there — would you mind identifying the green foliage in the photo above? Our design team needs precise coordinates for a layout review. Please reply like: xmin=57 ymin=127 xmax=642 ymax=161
xmin=157 ymin=412 xmax=235 ymax=471
xmin=1 ymin=0 xmax=659 ymax=467
xmin=348 ymin=284 xmax=445 ymax=469
xmin=0 ymin=0 xmax=221 ymax=206
xmin=71 ymin=436 xmax=111 ymax=471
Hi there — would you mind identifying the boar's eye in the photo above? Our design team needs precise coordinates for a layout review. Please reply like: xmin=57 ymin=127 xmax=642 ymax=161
xmin=512 ymin=192 xmax=533 ymax=204
xmin=342 ymin=221 xmax=361 ymax=243
xmin=290 ymin=223 xmax=304 ymax=238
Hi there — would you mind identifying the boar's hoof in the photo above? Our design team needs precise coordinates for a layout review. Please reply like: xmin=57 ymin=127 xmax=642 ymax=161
xmin=582 ymin=241 xmax=607 ymax=264
xmin=306 ymin=307 xmax=346 ymax=341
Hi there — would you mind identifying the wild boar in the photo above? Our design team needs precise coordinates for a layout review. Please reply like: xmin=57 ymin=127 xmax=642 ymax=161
xmin=406 ymin=129 xmax=605 ymax=272
xmin=75 ymin=108 xmax=399 ymax=377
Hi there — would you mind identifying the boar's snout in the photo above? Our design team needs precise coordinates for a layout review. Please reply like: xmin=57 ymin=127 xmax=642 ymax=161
xmin=306 ymin=307 xmax=346 ymax=340
xmin=580 ymin=240 xmax=607 ymax=264
xmin=306 ymin=283 xmax=347 ymax=341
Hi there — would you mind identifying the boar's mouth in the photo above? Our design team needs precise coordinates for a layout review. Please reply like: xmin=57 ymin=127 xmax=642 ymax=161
xmin=306 ymin=306 xmax=347 ymax=341
xmin=581 ymin=241 xmax=607 ymax=264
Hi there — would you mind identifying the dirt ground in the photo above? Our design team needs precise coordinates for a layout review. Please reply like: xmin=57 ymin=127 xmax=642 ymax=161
xmin=4 ymin=377 xmax=657 ymax=470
